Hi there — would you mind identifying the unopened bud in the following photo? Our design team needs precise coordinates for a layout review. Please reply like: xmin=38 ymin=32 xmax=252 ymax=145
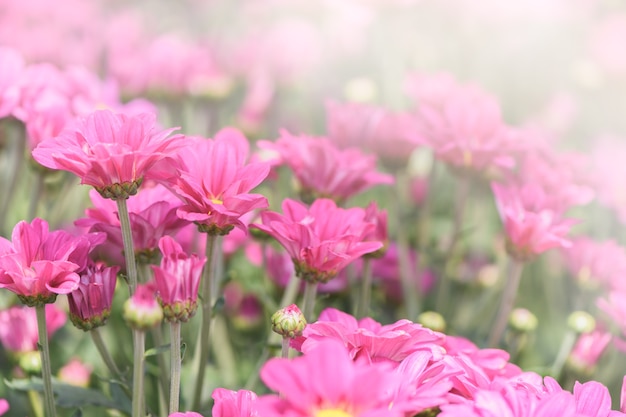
xmin=18 ymin=351 xmax=41 ymax=374
xmin=416 ymin=311 xmax=446 ymax=333
xmin=509 ymin=308 xmax=538 ymax=333
xmin=567 ymin=311 xmax=595 ymax=334
xmin=123 ymin=284 xmax=163 ymax=331
xmin=271 ymin=304 xmax=306 ymax=338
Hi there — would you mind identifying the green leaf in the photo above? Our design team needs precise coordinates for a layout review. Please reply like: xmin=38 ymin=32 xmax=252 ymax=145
xmin=144 ymin=342 xmax=171 ymax=358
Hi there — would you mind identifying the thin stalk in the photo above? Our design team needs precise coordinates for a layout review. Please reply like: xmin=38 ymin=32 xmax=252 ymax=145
xmin=191 ymin=233 xmax=217 ymax=411
xmin=35 ymin=304 xmax=56 ymax=417
xmin=90 ymin=327 xmax=123 ymax=378
xmin=169 ymin=321 xmax=182 ymax=414
xmin=211 ymin=315 xmax=237 ymax=387
xmin=27 ymin=171 xmax=44 ymax=220
xmin=281 ymin=338 xmax=290 ymax=359
xmin=116 ymin=198 xmax=138 ymax=295
xmin=394 ymin=171 xmax=418 ymax=319
xmin=488 ymin=260 xmax=524 ymax=347
xmin=131 ymin=330 xmax=146 ymax=417
xmin=27 ymin=389 xmax=43 ymax=417
xmin=302 ymin=281 xmax=318 ymax=322
xmin=150 ymin=324 xmax=170 ymax=407
xmin=356 ymin=258 xmax=373 ymax=319
xmin=0 ymin=122 xmax=25 ymax=234
xmin=550 ymin=329 xmax=577 ymax=380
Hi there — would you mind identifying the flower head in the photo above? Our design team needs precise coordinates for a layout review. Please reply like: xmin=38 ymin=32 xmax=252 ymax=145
xmin=32 ymin=109 xmax=183 ymax=200
xmin=0 ymin=218 xmax=105 ymax=306
xmin=212 ymin=388 xmax=259 ymax=417
xmin=151 ymin=236 xmax=206 ymax=322
xmin=123 ymin=282 xmax=163 ymax=330
xmin=252 ymin=198 xmax=383 ymax=283
xmin=271 ymin=304 xmax=307 ymax=338
xmin=68 ymin=262 xmax=119 ymax=331
xmin=0 ymin=303 xmax=66 ymax=353
xmin=168 ymin=127 xmax=270 ymax=235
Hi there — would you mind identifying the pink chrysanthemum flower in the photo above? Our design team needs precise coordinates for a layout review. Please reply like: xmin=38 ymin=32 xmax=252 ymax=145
xmin=0 ymin=398 xmax=8 ymax=416
xmin=252 ymin=199 xmax=383 ymax=283
xmin=491 ymin=182 xmax=576 ymax=262
xmin=0 ymin=46 xmax=24 ymax=118
xmin=151 ymin=236 xmax=206 ymax=322
xmin=68 ymin=262 xmax=119 ymax=331
xmin=167 ymin=127 xmax=270 ymax=235
xmin=75 ymin=184 xmax=189 ymax=265
xmin=561 ymin=238 xmax=626 ymax=291
xmin=567 ymin=329 xmax=612 ymax=376
xmin=258 ymin=130 xmax=393 ymax=203
xmin=32 ymin=109 xmax=184 ymax=200
xmin=58 ymin=358 xmax=92 ymax=387
xmin=0 ymin=303 xmax=66 ymax=353
xmin=296 ymin=307 xmax=445 ymax=364
xmin=212 ymin=388 xmax=259 ymax=417
xmin=258 ymin=339 xmax=410 ymax=417
xmin=0 ymin=218 xmax=105 ymax=306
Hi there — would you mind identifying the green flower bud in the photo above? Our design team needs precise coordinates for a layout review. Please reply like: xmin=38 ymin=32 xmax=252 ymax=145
xmin=271 ymin=304 xmax=307 ymax=339
xmin=567 ymin=311 xmax=595 ymax=334
xmin=417 ymin=311 xmax=446 ymax=333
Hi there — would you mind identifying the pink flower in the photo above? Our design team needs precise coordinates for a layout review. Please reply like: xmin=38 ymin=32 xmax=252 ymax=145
xmin=259 ymin=130 xmax=393 ymax=203
xmin=598 ymin=290 xmax=626 ymax=339
xmin=561 ymin=238 xmax=626 ymax=291
xmin=0 ymin=398 xmax=8 ymax=416
xmin=0 ymin=218 xmax=104 ymax=306
xmin=212 ymin=388 xmax=258 ymax=417
xmin=151 ymin=236 xmax=206 ymax=322
xmin=567 ymin=330 xmax=612 ymax=376
xmin=58 ymin=358 xmax=92 ymax=387
xmin=297 ymin=307 xmax=445 ymax=364
xmin=168 ymin=413 xmax=204 ymax=417
xmin=491 ymin=182 xmax=576 ymax=261
xmin=0 ymin=304 xmax=66 ymax=353
xmin=32 ymin=109 xmax=183 ymax=200
xmin=362 ymin=202 xmax=389 ymax=258
xmin=258 ymin=339 xmax=410 ymax=417
xmin=167 ymin=128 xmax=270 ymax=235
xmin=75 ymin=184 xmax=189 ymax=266
xmin=68 ymin=262 xmax=119 ymax=331
xmin=252 ymin=198 xmax=383 ymax=283
xmin=0 ymin=46 xmax=24 ymax=118
xmin=123 ymin=282 xmax=163 ymax=330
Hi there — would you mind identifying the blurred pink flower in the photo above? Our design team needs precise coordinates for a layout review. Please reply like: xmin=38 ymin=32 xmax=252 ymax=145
xmin=58 ymin=358 xmax=92 ymax=387
xmin=212 ymin=388 xmax=258 ymax=417
xmin=588 ymin=14 xmax=626 ymax=75
xmin=259 ymin=130 xmax=393 ymax=203
xmin=491 ymin=182 xmax=576 ymax=262
xmin=168 ymin=413 xmax=203 ymax=417
xmin=151 ymin=236 xmax=206 ymax=322
xmin=67 ymin=262 xmax=119 ymax=331
xmin=567 ymin=329 xmax=612 ymax=376
xmin=32 ymin=109 xmax=183 ymax=200
xmin=123 ymin=282 xmax=163 ymax=330
xmin=252 ymin=198 xmax=383 ymax=283
xmin=75 ymin=184 xmax=189 ymax=266
xmin=258 ymin=339 xmax=410 ymax=417
xmin=297 ymin=307 xmax=445 ymax=364
xmin=362 ymin=201 xmax=389 ymax=257
xmin=561 ymin=238 xmax=626 ymax=291
xmin=0 ymin=303 xmax=66 ymax=353
xmin=598 ymin=290 xmax=626 ymax=340
xmin=168 ymin=128 xmax=270 ymax=235
xmin=0 ymin=218 xmax=105 ymax=306
xmin=0 ymin=46 xmax=24 ymax=118
xmin=0 ymin=399 xmax=7 ymax=416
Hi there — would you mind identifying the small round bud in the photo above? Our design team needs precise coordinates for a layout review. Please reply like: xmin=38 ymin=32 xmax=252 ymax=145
xmin=417 ymin=311 xmax=446 ymax=333
xmin=123 ymin=284 xmax=163 ymax=331
xmin=509 ymin=308 xmax=538 ymax=333
xmin=567 ymin=311 xmax=595 ymax=334
xmin=18 ymin=351 xmax=42 ymax=374
xmin=271 ymin=304 xmax=307 ymax=338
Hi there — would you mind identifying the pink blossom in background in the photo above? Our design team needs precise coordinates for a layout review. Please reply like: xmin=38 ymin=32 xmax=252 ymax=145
xmin=252 ymin=198 xmax=383 ymax=283
xmin=589 ymin=137 xmax=626 ymax=224
xmin=222 ymin=281 xmax=264 ymax=329
xmin=58 ymin=358 xmax=92 ymax=387
xmin=297 ymin=307 xmax=445 ymax=364
xmin=258 ymin=130 xmax=393 ymax=203
xmin=0 ymin=218 xmax=105 ymax=305
xmin=561 ymin=238 xmax=626 ymax=291
xmin=0 ymin=399 xmax=7 ymax=416
xmin=151 ymin=236 xmax=206 ymax=322
xmin=0 ymin=304 xmax=66 ymax=353
xmin=32 ymin=109 xmax=184 ymax=199
xmin=567 ymin=329 xmax=612 ymax=376
xmin=0 ymin=46 xmax=24 ymax=118
xmin=588 ymin=14 xmax=626 ymax=75
xmin=598 ymin=290 xmax=626 ymax=342
xmin=258 ymin=339 xmax=410 ymax=417
xmin=491 ymin=182 xmax=576 ymax=262
xmin=75 ymin=184 xmax=189 ymax=266
xmin=67 ymin=262 xmax=119 ymax=331
xmin=362 ymin=201 xmax=389 ymax=257
xmin=212 ymin=388 xmax=258 ymax=417
xmin=168 ymin=412 xmax=203 ymax=417
xmin=167 ymin=128 xmax=270 ymax=235
xmin=236 ymin=71 xmax=275 ymax=135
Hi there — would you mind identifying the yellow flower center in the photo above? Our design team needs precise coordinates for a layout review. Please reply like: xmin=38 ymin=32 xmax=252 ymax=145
xmin=211 ymin=198 xmax=223 ymax=205
xmin=315 ymin=409 xmax=353 ymax=417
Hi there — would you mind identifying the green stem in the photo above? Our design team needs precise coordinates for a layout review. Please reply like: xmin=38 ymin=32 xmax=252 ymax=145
xmin=132 ymin=330 xmax=146 ymax=417
xmin=169 ymin=321 xmax=181 ymax=414
xmin=191 ymin=233 xmax=217 ymax=410
xmin=356 ymin=258 xmax=373 ymax=319
xmin=211 ymin=315 xmax=237 ymax=387
xmin=27 ymin=389 xmax=43 ymax=417
xmin=90 ymin=327 xmax=123 ymax=378
xmin=281 ymin=337 xmax=290 ymax=359
xmin=116 ymin=198 xmax=138 ymax=295
xmin=302 ymin=281 xmax=318 ymax=322
xmin=550 ymin=330 xmax=577 ymax=380
xmin=150 ymin=324 xmax=170 ymax=407
xmin=395 ymin=172 xmax=418 ymax=319
xmin=488 ymin=260 xmax=524 ymax=347
xmin=0 ymin=121 xmax=25 ymax=234
xmin=35 ymin=304 xmax=56 ymax=417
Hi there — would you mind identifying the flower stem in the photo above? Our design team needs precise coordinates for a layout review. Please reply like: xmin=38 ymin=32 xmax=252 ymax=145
xmin=0 ymin=121 xmax=25 ymax=235
xmin=191 ymin=233 xmax=217 ymax=411
xmin=281 ymin=337 xmax=290 ymax=359
xmin=90 ymin=327 xmax=123 ymax=378
xmin=550 ymin=329 xmax=577 ymax=380
xmin=131 ymin=330 xmax=146 ymax=417
xmin=35 ymin=304 xmax=56 ymax=417
xmin=27 ymin=171 xmax=44 ymax=221
xmin=356 ymin=258 xmax=373 ymax=319
xmin=169 ymin=321 xmax=181 ymax=415
xmin=116 ymin=198 xmax=138 ymax=295
xmin=488 ymin=260 xmax=524 ymax=347
xmin=395 ymin=171 xmax=419 ymax=319
xmin=302 ymin=281 xmax=318 ymax=322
